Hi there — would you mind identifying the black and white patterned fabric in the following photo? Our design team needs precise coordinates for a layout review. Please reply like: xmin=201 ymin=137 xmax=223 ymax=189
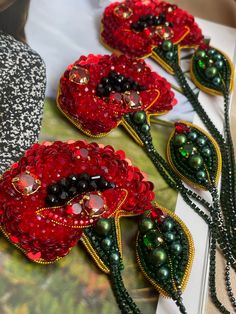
xmin=0 ymin=31 xmax=46 ymax=174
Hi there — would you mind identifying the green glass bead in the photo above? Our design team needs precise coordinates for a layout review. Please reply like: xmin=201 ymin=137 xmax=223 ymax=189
xmin=101 ymin=237 xmax=112 ymax=249
xmin=133 ymin=111 xmax=146 ymax=125
xmin=215 ymin=60 xmax=223 ymax=69
xmin=202 ymin=146 xmax=212 ymax=157
xmin=166 ymin=51 xmax=174 ymax=60
xmin=143 ymin=230 xmax=163 ymax=249
xmin=189 ymin=155 xmax=203 ymax=169
xmin=208 ymin=49 xmax=216 ymax=56
xmin=173 ymin=134 xmax=187 ymax=147
xmin=162 ymin=40 xmax=173 ymax=51
xmin=171 ymin=242 xmax=182 ymax=255
xmin=110 ymin=252 xmax=120 ymax=263
xmin=162 ymin=218 xmax=174 ymax=231
xmin=157 ymin=266 xmax=170 ymax=279
xmin=195 ymin=50 xmax=206 ymax=59
xmin=179 ymin=143 xmax=194 ymax=158
xmin=187 ymin=132 xmax=198 ymax=141
xmin=139 ymin=218 xmax=154 ymax=233
xmin=141 ymin=124 xmax=150 ymax=133
xmin=213 ymin=53 xmax=222 ymax=61
xmin=212 ymin=77 xmax=221 ymax=86
xmin=196 ymin=170 xmax=207 ymax=181
xmin=205 ymin=67 xmax=218 ymax=79
xmin=198 ymin=60 xmax=206 ymax=69
xmin=95 ymin=219 xmax=111 ymax=236
xmin=164 ymin=232 xmax=176 ymax=243
xmin=197 ymin=137 xmax=206 ymax=147
xmin=150 ymin=248 xmax=167 ymax=266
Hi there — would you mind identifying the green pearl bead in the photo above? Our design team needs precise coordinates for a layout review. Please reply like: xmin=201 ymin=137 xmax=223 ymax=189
xmin=208 ymin=48 xmax=216 ymax=56
xmin=110 ymin=252 xmax=120 ymax=263
xmin=213 ymin=53 xmax=222 ymax=61
xmin=196 ymin=170 xmax=207 ymax=181
xmin=195 ymin=50 xmax=206 ymax=59
xmin=157 ymin=266 xmax=170 ymax=279
xmin=215 ymin=60 xmax=223 ymax=69
xmin=197 ymin=137 xmax=206 ymax=147
xmin=133 ymin=111 xmax=146 ymax=125
xmin=213 ymin=77 xmax=221 ymax=86
xmin=189 ymin=155 xmax=203 ymax=169
xmin=187 ymin=132 xmax=198 ymax=141
xmin=101 ymin=237 xmax=112 ymax=249
xmin=205 ymin=67 xmax=218 ymax=79
xmin=164 ymin=232 xmax=176 ymax=243
xmin=95 ymin=219 xmax=111 ymax=236
xmin=171 ymin=242 xmax=182 ymax=255
xmin=162 ymin=218 xmax=174 ymax=231
xmin=162 ymin=40 xmax=173 ymax=51
xmin=139 ymin=218 xmax=154 ymax=233
xmin=166 ymin=51 xmax=174 ymax=60
xmin=173 ymin=134 xmax=187 ymax=147
xmin=141 ymin=124 xmax=150 ymax=134
xmin=202 ymin=146 xmax=211 ymax=157
xmin=150 ymin=248 xmax=167 ymax=266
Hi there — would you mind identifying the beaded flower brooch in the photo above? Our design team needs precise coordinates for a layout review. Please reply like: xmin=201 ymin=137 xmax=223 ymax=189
xmin=0 ymin=140 xmax=194 ymax=314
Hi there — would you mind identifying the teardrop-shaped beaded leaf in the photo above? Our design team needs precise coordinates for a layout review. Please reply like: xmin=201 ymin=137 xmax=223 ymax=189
xmin=191 ymin=46 xmax=234 ymax=95
xmin=167 ymin=121 xmax=222 ymax=189
xmin=136 ymin=206 xmax=194 ymax=298
xmin=81 ymin=217 xmax=123 ymax=274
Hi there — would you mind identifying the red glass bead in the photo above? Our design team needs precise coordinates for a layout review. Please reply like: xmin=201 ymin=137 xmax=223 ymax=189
xmin=175 ymin=122 xmax=191 ymax=134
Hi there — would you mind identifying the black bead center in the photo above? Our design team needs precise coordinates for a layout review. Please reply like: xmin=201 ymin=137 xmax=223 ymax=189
xmin=96 ymin=70 xmax=145 ymax=98
xmin=131 ymin=14 xmax=172 ymax=32
xmin=46 ymin=173 xmax=115 ymax=206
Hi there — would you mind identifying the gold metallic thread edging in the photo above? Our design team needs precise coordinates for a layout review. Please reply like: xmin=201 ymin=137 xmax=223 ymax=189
xmin=166 ymin=121 xmax=222 ymax=190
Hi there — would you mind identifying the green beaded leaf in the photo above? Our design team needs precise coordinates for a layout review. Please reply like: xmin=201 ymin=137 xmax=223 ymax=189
xmin=81 ymin=218 xmax=123 ymax=274
xmin=191 ymin=46 xmax=234 ymax=95
xmin=136 ymin=206 xmax=194 ymax=298
xmin=167 ymin=121 xmax=222 ymax=189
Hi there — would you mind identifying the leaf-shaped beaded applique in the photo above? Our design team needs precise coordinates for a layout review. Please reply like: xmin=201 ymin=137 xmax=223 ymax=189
xmin=136 ymin=205 xmax=194 ymax=299
xmin=191 ymin=46 xmax=234 ymax=95
xmin=167 ymin=122 xmax=222 ymax=189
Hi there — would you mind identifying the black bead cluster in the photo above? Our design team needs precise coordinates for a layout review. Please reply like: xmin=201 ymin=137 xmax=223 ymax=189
xmin=131 ymin=14 xmax=172 ymax=32
xmin=96 ymin=70 xmax=145 ymax=97
xmin=46 ymin=173 xmax=115 ymax=206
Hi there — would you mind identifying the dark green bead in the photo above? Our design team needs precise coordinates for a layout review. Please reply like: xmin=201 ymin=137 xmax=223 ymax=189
xmin=166 ymin=51 xmax=174 ymax=60
xmin=187 ymin=131 xmax=198 ymax=141
xmin=101 ymin=237 xmax=112 ymax=249
xmin=197 ymin=137 xmax=206 ymax=147
xmin=139 ymin=218 xmax=154 ymax=233
xmin=150 ymin=248 xmax=167 ymax=266
xmin=141 ymin=124 xmax=150 ymax=133
xmin=213 ymin=53 xmax=222 ymax=61
xmin=162 ymin=218 xmax=174 ymax=231
xmin=164 ymin=232 xmax=176 ymax=243
xmin=110 ymin=252 xmax=120 ymax=263
xmin=173 ymin=134 xmax=187 ymax=147
xmin=202 ymin=146 xmax=212 ymax=157
xmin=171 ymin=242 xmax=182 ymax=255
xmin=205 ymin=67 xmax=218 ymax=79
xmin=143 ymin=229 xmax=163 ymax=249
xmin=189 ymin=155 xmax=203 ymax=169
xmin=95 ymin=219 xmax=111 ymax=236
xmin=162 ymin=40 xmax=173 ymax=51
xmin=133 ymin=111 xmax=146 ymax=124
xmin=215 ymin=60 xmax=223 ymax=69
xmin=179 ymin=143 xmax=195 ymax=158
xmin=196 ymin=170 xmax=207 ymax=181
xmin=195 ymin=50 xmax=206 ymax=59
xmin=213 ymin=77 xmax=221 ymax=86
xmin=208 ymin=48 xmax=216 ymax=56
xmin=198 ymin=60 xmax=206 ymax=69
xmin=157 ymin=266 xmax=170 ymax=279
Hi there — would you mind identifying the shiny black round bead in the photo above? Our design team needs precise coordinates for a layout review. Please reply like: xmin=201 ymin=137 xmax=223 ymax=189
xmin=77 ymin=180 xmax=89 ymax=192
xmin=68 ymin=186 xmax=78 ymax=197
xmin=96 ymin=84 xmax=105 ymax=97
xmin=131 ymin=81 xmax=139 ymax=90
xmin=142 ymin=22 xmax=148 ymax=29
xmin=60 ymin=178 xmax=70 ymax=189
xmin=101 ymin=77 xmax=110 ymax=85
xmin=131 ymin=21 xmax=144 ymax=32
xmin=89 ymin=180 xmax=98 ymax=191
xmin=122 ymin=82 xmax=131 ymax=92
xmin=48 ymin=184 xmax=61 ymax=195
xmin=58 ymin=191 xmax=69 ymax=201
xmin=113 ymin=84 xmax=122 ymax=92
xmin=104 ymin=84 xmax=113 ymax=96
xmin=46 ymin=194 xmax=60 ymax=206
xmin=152 ymin=16 xmax=160 ymax=26
xmin=68 ymin=174 xmax=79 ymax=185
xmin=116 ymin=75 xmax=125 ymax=84
xmin=98 ymin=177 xmax=110 ymax=190
xmin=78 ymin=173 xmax=90 ymax=181
xmin=158 ymin=13 xmax=166 ymax=23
